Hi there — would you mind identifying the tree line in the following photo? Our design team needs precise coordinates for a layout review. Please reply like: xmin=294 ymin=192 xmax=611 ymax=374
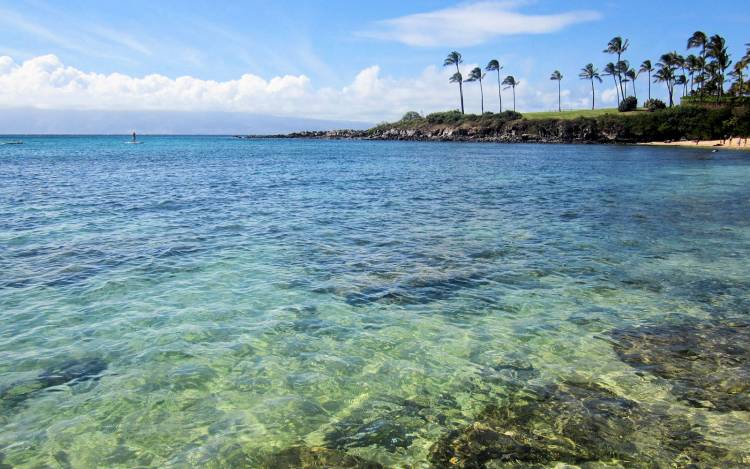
xmin=445 ymin=32 xmax=749 ymax=114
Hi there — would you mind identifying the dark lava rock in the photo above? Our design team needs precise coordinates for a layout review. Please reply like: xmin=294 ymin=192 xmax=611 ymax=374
xmin=0 ymin=452 xmax=13 ymax=469
xmin=430 ymin=381 xmax=736 ymax=468
xmin=38 ymin=358 xmax=108 ymax=387
xmin=611 ymin=320 xmax=750 ymax=411
xmin=345 ymin=271 xmax=488 ymax=307
xmin=1 ymin=358 xmax=107 ymax=412
xmin=262 ymin=446 xmax=383 ymax=469
xmin=324 ymin=396 xmax=428 ymax=452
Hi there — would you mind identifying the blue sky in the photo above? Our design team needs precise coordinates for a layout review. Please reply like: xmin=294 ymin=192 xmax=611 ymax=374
xmin=0 ymin=0 xmax=748 ymax=128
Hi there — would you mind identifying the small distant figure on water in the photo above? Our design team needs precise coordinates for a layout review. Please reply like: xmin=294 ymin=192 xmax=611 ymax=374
xmin=132 ymin=131 xmax=137 ymax=143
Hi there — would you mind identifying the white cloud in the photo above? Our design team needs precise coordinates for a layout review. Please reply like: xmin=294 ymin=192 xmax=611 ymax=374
xmin=0 ymin=54 xmax=452 ymax=122
xmin=0 ymin=54 xmax=626 ymax=123
xmin=359 ymin=1 xmax=601 ymax=47
xmin=601 ymin=86 xmax=619 ymax=104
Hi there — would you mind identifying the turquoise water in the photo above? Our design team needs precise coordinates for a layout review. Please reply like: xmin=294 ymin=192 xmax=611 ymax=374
xmin=1 ymin=136 xmax=749 ymax=467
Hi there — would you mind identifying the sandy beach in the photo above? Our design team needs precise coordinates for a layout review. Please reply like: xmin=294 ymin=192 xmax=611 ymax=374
xmin=639 ymin=139 xmax=750 ymax=151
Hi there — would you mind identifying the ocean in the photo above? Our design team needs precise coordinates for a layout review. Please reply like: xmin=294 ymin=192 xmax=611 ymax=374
xmin=1 ymin=136 xmax=749 ymax=467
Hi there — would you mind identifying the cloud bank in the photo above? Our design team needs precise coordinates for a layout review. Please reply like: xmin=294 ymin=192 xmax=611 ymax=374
xmin=360 ymin=1 xmax=601 ymax=47
xmin=0 ymin=54 xmax=620 ymax=127
xmin=0 ymin=54 xmax=458 ymax=122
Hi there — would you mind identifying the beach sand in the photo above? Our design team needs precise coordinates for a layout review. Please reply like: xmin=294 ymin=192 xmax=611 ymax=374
xmin=638 ymin=139 xmax=750 ymax=151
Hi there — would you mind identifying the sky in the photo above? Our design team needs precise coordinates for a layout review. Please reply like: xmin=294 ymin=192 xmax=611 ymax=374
xmin=0 ymin=0 xmax=748 ymax=132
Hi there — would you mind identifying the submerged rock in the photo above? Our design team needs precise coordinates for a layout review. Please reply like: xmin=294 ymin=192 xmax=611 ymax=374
xmin=345 ymin=270 xmax=489 ymax=307
xmin=324 ymin=396 xmax=428 ymax=452
xmin=262 ymin=446 xmax=383 ymax=469
xmin=0 ymin=452 xmax=13 ymax=469
xmin=430 ymin=381 xmax=736 ymax=467
xmin=1 ymin=358 xmax=107 ymax=412
xmin=611 ymin=320 xmax=750 ymax=411
xmin=38 ymin=358 xmax=108 ymax=388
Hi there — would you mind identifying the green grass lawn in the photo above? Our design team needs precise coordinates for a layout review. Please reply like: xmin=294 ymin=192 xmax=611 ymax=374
xmin=523 ymin=108 xmax=642 ymax=120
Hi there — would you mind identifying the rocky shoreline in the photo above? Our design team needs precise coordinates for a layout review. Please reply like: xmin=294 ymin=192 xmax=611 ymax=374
xmin=234 ymin=104 xmax=750 ymax=145
xmin=236 ymin=126 xmax=612 ymax=144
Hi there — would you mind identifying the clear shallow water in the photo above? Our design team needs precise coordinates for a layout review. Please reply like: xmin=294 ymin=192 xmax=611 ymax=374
xmin=1 ymin=136 xmax=749 ymax=467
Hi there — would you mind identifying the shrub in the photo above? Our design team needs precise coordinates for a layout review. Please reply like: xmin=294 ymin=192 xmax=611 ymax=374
xmin=681 ymin=95 xmax=750 ymax=107
xmin=618 ymin=96 xmax=638 ymax=112
xmin=644 ymin=99 xmax=667 ymax=112
xmin=500 ymin=110 xmax=523 ymax=121
xmin=426 ymin=110 xmax=464 ymax=124
xmin=730 ymin=106 xmax=750 ymax=136
xmin=400 ymin=111 xmax=423 ymax=122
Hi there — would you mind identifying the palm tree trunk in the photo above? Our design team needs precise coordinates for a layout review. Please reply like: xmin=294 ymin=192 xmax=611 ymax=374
xmin=479 ymin=78 xmax=484 ymax=114
xmin=668 ymin=82 xmax=674 ymax=107
xmin=496 ymin=70 xmax=502 ymax=112
xmin=740 ymin=73 xmax=744 ymax=97
xmin=613 ymin=76 xmax=620 ymax=105
xmin=459 ymin=81 xmax=465 ymax=114
xmin=617 ymin=52 xmax=625 ymax=98
xmin=648 ymin=71 xmax=651 ymax=101
xmin=633 ymin=78 xmax=637 ymax=102
xmin=558 ymin=81 xmax=561 ymax=112
xmin=455 ymin=63 xmax=465 ymax=114
xmin=700 ymin=44 xmax=706 ymax=101
xmin=591 ymin=79 xmax=595 ymax=110
xmin=512 ymin=86 xmax=516 ymax=112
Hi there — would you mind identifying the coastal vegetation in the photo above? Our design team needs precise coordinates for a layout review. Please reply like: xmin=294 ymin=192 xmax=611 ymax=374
xmin=292 ymin=102 xmax=749 ymax=144
xmin=579 ymin=64 xmax=602 ymax=110
xmin=323 ymin=30 xmax=750 ymax=144
xmin=465 ymin=67 xmax=486 ymax=114
xmin=550 ymin=70 xmax=563 ymax=112
xmin=485 ymin=59 xmax=503 ymax=112
xmin=441 ymin=31 xmax=749 ymax=115
xmin=501 ymin=75 xmax=519 ymax=112
xmin=286 ymin=31 xmax=749 ymax=145
xmin=443 ymin=51 xmax=465 ymax=114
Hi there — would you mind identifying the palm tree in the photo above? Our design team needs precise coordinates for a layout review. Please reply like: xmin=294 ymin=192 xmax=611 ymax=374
xmin=654 ymin=59 xmax=677 ymax=107
xmin=465 ymin=67 xmax=486 ymax=114
xmin=707 ymin=35 xmax=732 ymax=99
xmin=685 ymin=54 xmax=702 ymax=93
xmin=550 ymin=70 xmax=563 ymax=112
xmin=675 ymin=75 xmax=687 ymax=99
xmin=675 ymin=54 xmax=688 ymax=97
xmin=486 ymin=59 xmax=503 ymax=112
xmin=603 ymin=62 xmax=620 ymax=104
xmin=692 ymin=55 xmax=706 ymax=93
xmin=626 ymin=68 xmax=638 ymax=101
xmin=579 ymin=64 xmax=602 ymax=110
xmin=617 ymin=60 xmax=630 ymax=95
xmin=729 ymin=59 xmax=747 ymax=97
xmin=604 ymin=36 xmax=630 ymax=98
xmin=687 ymin=31 xmax=708 ymax=96
xmin=444 ymin=51 xmax=465 ymax=114
xmin=502 ymin=76 xmax=519 ymax=112
xmin=640 ymin=60 xmax=654 ymax=101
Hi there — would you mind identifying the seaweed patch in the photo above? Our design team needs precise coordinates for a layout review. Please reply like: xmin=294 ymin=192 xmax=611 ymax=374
xmin=429 ymin=380 xmax=738 ymax=467
xmin=611 ymin=320 xmax=750 ymax=411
